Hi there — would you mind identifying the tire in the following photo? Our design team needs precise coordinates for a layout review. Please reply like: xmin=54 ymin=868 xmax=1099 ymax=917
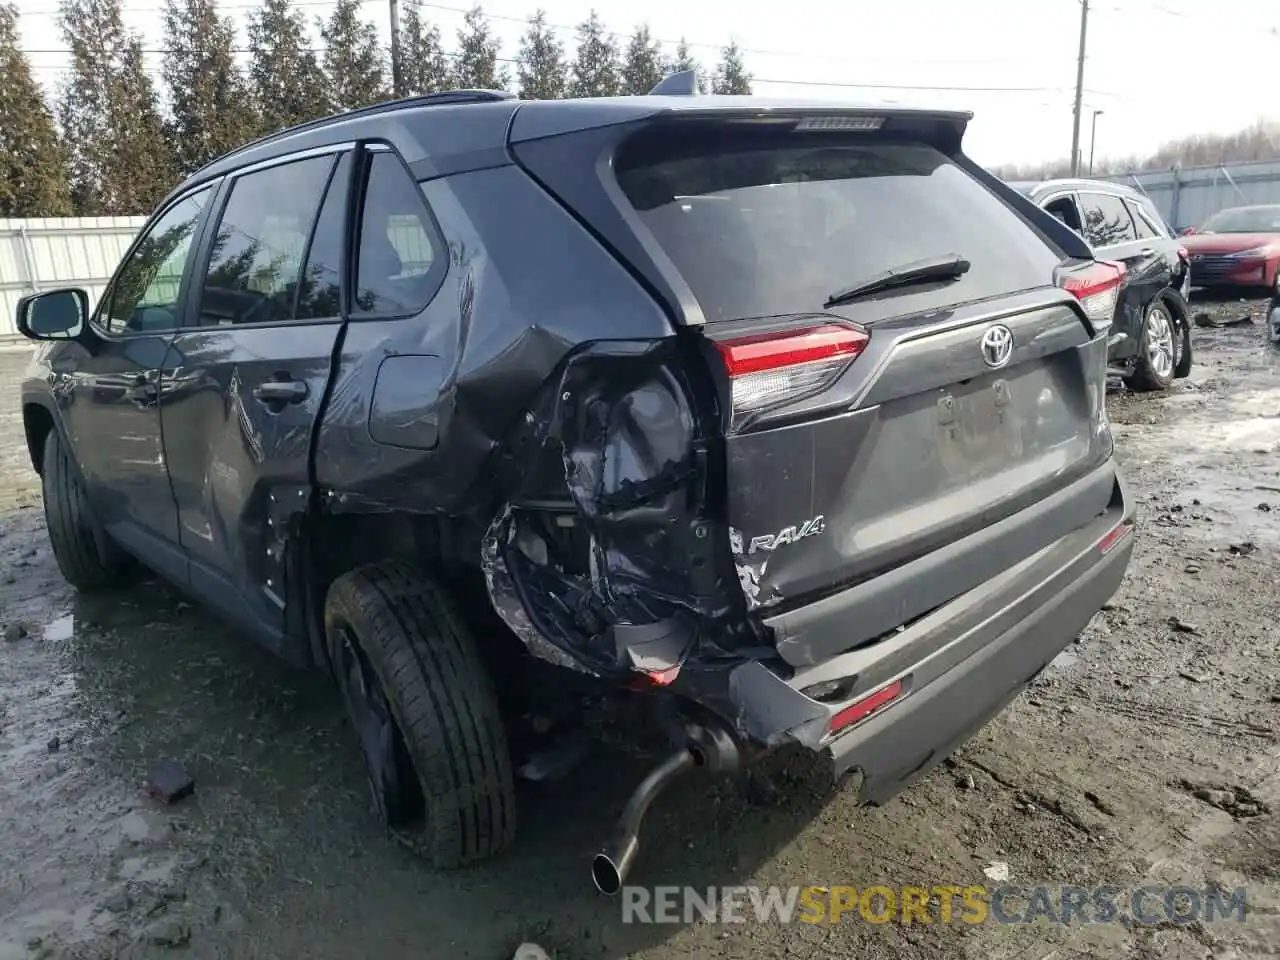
xmin=1124 ymin=300 xmax=1178 ymax=392
xmin=1173 ymin=311 xmax=1193 ymax=379
xmin=324 ymin=561 xmax=516 ymax=868
xmin=40 ymin=429 xmax=129 ymax=590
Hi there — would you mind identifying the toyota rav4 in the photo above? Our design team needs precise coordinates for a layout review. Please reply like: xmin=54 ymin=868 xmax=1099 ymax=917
xmin=15 ymin=79 xmax=1135 ymax=894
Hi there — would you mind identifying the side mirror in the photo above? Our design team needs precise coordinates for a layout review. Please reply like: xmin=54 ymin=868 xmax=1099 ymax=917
xmin=1180 ymin=226 xmax=1196 ymax=237
xmin=15 ymin=288 xmax=89 ymax=341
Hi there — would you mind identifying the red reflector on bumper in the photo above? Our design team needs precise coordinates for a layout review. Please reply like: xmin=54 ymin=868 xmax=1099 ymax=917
xmin=828 ymin=678 xmax=905 ymax=735
xmin=1096 ymin=520 xmax=1134 ymax=555
xmin=625 ymin=664 xmax=681 ymax=689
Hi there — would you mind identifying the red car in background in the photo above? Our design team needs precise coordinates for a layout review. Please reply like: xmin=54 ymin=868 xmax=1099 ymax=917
xmin=1182 ymin=204 xmax=1280 ymax=295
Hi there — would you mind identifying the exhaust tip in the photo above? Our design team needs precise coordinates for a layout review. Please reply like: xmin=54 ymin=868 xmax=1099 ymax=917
xmin=592 ymin=853 xmax=624 ymax=896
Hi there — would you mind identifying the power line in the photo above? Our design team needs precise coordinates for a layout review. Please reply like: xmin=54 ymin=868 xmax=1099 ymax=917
xmin=19 ymin=0 xmax=1079 ymax=66
xmin=18 ymin=46 xmax=1116 ymax=97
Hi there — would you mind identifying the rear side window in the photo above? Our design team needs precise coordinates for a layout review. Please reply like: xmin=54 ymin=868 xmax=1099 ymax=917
xmin=196 ymin=155 xmax=336 ymax=326
xmin=1079 ymin=192 xmax=1138 ymax=248
xmin=613 ymin=132 xmax=1061 ymax=324
xmin=1138 ymin=198 xmax=1171 ymax=237
xmin=1124 ymin=199 xmax=1160 ymax=240
xmin=354 ymin=151 xmax=444 ymax=316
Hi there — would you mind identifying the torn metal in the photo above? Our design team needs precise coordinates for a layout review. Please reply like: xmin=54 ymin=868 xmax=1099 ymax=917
xmin=477 ymin=337 xmax=837 ymax=752
xmin=481 ymin=338 xmax=744 ymax=674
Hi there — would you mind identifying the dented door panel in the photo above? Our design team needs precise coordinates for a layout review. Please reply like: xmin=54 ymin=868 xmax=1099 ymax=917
xmin=314 ymin=164 xmax=672 ymax=513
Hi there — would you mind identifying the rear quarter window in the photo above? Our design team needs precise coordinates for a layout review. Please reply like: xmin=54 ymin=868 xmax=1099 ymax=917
xmin=614 ymin=133 xmax=1062 ymax=324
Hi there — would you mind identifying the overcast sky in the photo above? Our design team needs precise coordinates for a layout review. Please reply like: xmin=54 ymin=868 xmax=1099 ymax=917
xmin=14 ymin=0 xmax=1280 ymax=169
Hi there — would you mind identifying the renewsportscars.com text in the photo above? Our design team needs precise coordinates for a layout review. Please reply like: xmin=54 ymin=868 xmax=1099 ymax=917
xmin=621 ymin=884 xmax=1248 ymax=926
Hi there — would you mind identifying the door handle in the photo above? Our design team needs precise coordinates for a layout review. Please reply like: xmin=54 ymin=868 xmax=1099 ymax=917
xmin=252 ymin=378 xmax=309 ymax=405
xmin=1139 ymin=248 xmax=1156 ymax=256
xmin=127 ymin=373 xmax=158 ymax=405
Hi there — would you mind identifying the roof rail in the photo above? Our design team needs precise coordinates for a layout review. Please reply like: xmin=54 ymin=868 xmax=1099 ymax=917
xmin=648 ymin=70 xmax=700 ymax=96
xmin=193 ymin=89 xmax=517 ymax=177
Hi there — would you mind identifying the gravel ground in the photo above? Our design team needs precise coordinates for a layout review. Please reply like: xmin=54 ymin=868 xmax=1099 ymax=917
xmin=0 ymin=297 xmax=1277 ymax=959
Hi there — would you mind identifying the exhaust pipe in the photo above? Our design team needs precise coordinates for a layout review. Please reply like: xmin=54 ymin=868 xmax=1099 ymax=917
xmin=591 ymin=721 xmax=741 ymax=895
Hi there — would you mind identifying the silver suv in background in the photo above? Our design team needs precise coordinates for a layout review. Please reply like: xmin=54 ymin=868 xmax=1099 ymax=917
xmin=1011 ymin=178 xmax=1192 ymax=391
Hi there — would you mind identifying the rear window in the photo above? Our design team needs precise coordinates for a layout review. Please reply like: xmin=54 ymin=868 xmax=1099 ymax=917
xmin=614 ymin=132 xmax=1061 ymax=324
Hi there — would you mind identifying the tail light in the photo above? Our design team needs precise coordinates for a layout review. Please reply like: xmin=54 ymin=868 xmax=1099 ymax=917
xmin=714 ymin=324 xmax=870 ymax=428
xmin=1058 ymin=260 xmax=1126 ymax=331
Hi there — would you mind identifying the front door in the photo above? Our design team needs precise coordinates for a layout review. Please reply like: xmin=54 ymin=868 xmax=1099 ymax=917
xmin=158 ymin=150 xmax=350 ymax=648
xmin=61 ymin=185 xmax=215 ymax=567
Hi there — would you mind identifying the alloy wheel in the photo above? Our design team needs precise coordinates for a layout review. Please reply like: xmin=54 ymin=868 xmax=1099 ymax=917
xmin=1145 ymin=308 xmax=1176 ymax=380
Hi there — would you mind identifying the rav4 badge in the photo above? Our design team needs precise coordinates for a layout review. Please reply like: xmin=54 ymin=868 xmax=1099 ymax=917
xmin=748 ymin=516 xmax=826 ymax=554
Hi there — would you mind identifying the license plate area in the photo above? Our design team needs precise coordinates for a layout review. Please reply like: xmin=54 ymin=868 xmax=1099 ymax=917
xmin=935 ymin=377 xmax=1025 ymax=483
xmin=848 ymin=359 xmax=1090 ymax=527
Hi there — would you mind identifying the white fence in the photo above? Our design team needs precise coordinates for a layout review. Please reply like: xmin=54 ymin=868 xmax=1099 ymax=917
xmin=0 ymin=217 xmax=146 ymax=340
xmin=1100 ymin=160 xmax=1280 ymax=233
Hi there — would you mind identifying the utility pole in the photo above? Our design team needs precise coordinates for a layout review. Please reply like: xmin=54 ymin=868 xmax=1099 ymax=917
xmin=1088 ymin=109 xmax=1103 ymax=174
xmin=389 ymin=0 xmax=404 ymax=98
xmin=1070 ymin=0 xmax=1089 ymax=176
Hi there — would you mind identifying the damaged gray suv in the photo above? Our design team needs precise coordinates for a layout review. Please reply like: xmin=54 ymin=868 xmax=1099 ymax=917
xmin=16 ymin=79 xmax=1135 ymax=894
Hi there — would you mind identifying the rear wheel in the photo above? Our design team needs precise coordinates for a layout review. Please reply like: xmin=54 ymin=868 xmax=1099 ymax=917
xmin=324 ymin=561 xmax=516 ymax=868
xmin=1125 ymin=301 xmax=1177 ymax=392
xmin=40 ymin=429 xmax=129 ymax=590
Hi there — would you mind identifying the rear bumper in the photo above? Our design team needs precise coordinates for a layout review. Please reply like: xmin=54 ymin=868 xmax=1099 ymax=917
xmin=687 ymin=465 xmax=1134 ymax=802
xmin=822 ymin=496 xmax=1132 ymax=801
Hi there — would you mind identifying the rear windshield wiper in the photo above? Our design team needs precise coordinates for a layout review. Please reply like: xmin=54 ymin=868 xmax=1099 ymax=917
xmin=824 ymin=254 xmax=971 ymax=309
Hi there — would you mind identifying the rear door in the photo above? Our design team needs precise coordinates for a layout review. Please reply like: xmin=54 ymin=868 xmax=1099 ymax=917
xmin=1078 ymin=190 xmax=1168 ymax=358
xmin=608 ymin=127 xmax=1116 ymax=641
xmin=1125 ymin=194 xmax=1188 ymax=298
xmin=158 ymin=147 xmax=351 ymax=648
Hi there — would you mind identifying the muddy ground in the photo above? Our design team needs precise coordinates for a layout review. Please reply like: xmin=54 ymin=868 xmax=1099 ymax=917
xmin=1 ymin=297 xmax=1277 ymax=959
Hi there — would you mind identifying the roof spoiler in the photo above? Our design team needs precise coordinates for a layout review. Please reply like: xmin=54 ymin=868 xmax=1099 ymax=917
xmin=648 ymin=70 xmax=700 ymax=96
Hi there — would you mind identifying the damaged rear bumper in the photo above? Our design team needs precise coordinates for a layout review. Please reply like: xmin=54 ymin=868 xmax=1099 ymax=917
xmin=678 ymin=468 xmax=1134 ymax=799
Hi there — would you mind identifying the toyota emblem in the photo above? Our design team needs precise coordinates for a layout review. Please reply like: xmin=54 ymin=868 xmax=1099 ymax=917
xmin=980 ymin=324 xmax=1014 ymax=368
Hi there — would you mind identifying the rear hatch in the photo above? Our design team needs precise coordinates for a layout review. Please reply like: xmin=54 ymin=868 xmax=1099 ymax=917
xmin=512 ymin=106 xmax=1118 ymax=662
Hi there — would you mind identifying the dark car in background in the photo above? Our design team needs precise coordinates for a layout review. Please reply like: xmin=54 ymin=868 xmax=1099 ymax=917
xmin=16 ymin=87 xmax=1136 ymax=893
xmin=1181 ymin=204 xmax=1280 ymax=295
xmin=1010 ymin=178 xmax=1192 ymax=391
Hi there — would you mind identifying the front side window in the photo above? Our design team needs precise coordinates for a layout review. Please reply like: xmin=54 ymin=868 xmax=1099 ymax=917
xmin=1079 ymin=193 xmax=1138 ymax=248
xmin=354 ymin=151 xmax=443 ymax=315
xmin=196 ymin=155 xmax=336 ymax=327
xmin=103 ymin=187 xmax=212 ymax=334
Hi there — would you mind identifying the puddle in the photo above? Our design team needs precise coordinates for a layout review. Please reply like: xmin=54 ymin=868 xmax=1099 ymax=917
xmin=1049 ymin=649 xmax=1080 ymax=671
xmin=43 ymin=614 xmax=74 ymax=642
xmin=118 ymin=854 xmax=180 ymax=884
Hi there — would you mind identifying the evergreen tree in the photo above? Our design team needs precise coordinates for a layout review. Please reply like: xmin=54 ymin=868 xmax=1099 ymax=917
xmin=58 ymin=0 xmax=174 ymax=214
xmin=711 ymin=41 xmax=752 ymax=95
xmin=664 ymin=38 xmax=707 ymax=93
xmin=162 ymin=0 xmax=257 ymax=175
xmin=568 ymin=10 xmax=619 ymax=98
xmin=515 ymin=9 xmax=566 ymax=100
xmin=398 ymin=5 xmax=450 ymax=96
xmin=320 ymin=0 xmax=387 ymax=110
xmin=246 ymin=0 xmax=330 ymax=134
xmin=0 ymin=4 xmax=72 ymax=216
xmin=452 ymin=5 xmax=506 ymax=90
xmin=619 ymin=24 xmax=663 ymax=96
